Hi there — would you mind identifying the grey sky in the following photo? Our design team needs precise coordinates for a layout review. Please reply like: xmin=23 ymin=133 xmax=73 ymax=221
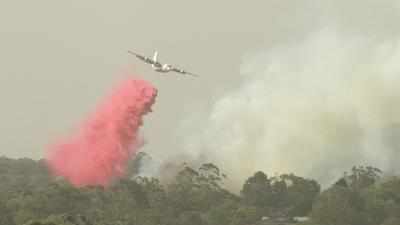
xmin=0 ymin=1 xmax=318 ymax=159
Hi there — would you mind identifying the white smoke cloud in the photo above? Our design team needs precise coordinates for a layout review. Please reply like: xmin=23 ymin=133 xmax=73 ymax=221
xmin=177 ymin=27 xmax=400 ymax=191
xmin=142 ymin=0 xmax=400 ymax=192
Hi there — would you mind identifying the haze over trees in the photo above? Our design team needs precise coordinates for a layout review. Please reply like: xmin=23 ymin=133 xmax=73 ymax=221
xmin=0 ymin=155 xmax=399 ymax=225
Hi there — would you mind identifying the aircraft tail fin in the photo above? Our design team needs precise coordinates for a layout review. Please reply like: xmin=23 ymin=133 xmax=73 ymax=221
xmin=153 ymin=51 xmax=158 ymax=62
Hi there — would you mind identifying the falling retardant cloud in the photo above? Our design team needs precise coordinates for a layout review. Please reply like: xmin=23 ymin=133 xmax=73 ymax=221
xmin=46 ymin=78 xmax=157 ymax=187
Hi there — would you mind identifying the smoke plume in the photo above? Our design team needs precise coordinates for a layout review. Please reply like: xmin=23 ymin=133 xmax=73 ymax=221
xmin=173 ymin=1 xmax=400 ymax=191
xmin=46 ymin=78 xmax=157 ymax=187
xmin=119 ymin=1 xmax=400 ymax=192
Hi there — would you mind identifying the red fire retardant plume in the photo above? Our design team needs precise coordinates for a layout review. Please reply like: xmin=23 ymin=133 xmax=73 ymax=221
xmin=45 ymin=78 xmax=157 ymax=187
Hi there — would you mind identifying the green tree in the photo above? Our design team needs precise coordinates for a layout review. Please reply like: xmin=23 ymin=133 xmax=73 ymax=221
xmin=241 ymin=171 xmax=272 ymax=207
xmin=205 ymin=199 xmax=239 ymax=225
xmin=346 ymin=166 xmax=382 ymax=190
xmin=24 ymin=214 xmax=95 ymax=225
xmin=176 ymin=211 xmax=206 ymax=225
xmin=280 ymin=173 xmax=320 ymax=216
xmin=362 ymin=176 xmax=400 ymax=224
xmin=241 ymin=172 xmax=319 ymax=217
xmin=229 ymin=205 xmax=260 ymax=225
xmin=167 ymin=163 xmax=230 ymax=213
xmin=381 ymin=217 xmax=400 ymax=225
xmin=0 ymin=199 xmax=14 ymax=225
xmin=311 ymin=186 xmax=366 ymax=225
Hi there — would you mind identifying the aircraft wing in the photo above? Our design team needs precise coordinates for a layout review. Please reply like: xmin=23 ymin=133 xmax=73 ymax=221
xmin=171 ymin=66 xmax=199 ymax=77
xmin=128 ymin=51 xmax=160 ymax=66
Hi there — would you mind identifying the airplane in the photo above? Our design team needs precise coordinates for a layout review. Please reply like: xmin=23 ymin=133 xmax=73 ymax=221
xmin=128 ymin=50 xmax=198 ymax=77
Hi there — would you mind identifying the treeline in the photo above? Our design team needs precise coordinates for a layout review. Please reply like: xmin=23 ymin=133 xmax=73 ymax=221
xmin=0 ymin=155 xmax=399 ymax=225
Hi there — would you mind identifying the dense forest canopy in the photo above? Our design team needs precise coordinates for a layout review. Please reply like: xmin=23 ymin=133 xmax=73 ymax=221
xmin=0 ymin=155 xmax=399 ymax=225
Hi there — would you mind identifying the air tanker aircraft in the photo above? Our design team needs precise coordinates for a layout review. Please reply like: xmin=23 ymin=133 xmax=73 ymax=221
xmin=128 ymin=50 xmax=198 ymax=77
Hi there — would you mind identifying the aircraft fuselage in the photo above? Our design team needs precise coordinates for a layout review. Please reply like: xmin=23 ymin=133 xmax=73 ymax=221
xmin=128 ymin=50 xmax=198 ymax=77
xmin=152 ymin=63 xmax=172 ymax=73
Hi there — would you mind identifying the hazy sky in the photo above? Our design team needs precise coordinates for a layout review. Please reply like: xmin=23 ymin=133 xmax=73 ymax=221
xmin=2 ymin=1 xmax=400 ymax=190
xmin=0 ymin=0 xmax=318 ymax=159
